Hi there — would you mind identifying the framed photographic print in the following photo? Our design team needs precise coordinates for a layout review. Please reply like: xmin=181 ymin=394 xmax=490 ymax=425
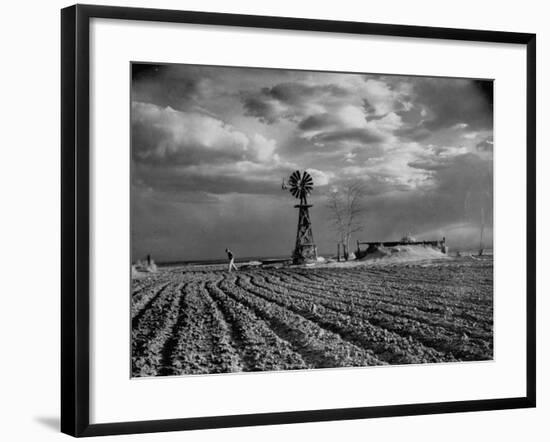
xmin=61 ymin=4 xmax=536 ymax=437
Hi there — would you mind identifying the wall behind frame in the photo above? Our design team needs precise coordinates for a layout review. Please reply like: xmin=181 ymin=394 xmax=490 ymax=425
xmin=0 ymin=0 xmax=546 ymax=441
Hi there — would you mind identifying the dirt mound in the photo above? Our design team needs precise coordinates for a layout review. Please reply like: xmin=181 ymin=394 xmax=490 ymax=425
xmin=359 ymin=244 xmax=447 ymax=263
xmin=132 ymin=259 xmax=158 ymax=278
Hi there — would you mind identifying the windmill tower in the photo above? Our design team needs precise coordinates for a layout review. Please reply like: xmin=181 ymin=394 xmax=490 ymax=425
xmin=283 ymin=170 xmax=317 ymax=264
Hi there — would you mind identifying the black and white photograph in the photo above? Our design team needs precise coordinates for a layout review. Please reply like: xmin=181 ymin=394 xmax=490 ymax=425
xmin=130 ymin=63 xmax=494 ymax=377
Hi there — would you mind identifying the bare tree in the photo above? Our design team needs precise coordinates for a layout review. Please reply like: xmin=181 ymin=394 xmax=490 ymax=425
xmin=326 ymin=181 xmax=367 ymax=260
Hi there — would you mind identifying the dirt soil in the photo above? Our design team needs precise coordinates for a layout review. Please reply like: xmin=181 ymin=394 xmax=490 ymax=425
xmin=131 ymin=256 xmax=493 ymax=377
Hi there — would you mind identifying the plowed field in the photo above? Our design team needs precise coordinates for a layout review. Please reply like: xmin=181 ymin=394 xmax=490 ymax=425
xmin=131 ymin=257 xmax=493 ymax=377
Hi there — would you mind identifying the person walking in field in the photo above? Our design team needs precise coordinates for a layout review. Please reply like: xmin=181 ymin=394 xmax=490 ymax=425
xmin=225 ymin=248 xmax=238 ymax=272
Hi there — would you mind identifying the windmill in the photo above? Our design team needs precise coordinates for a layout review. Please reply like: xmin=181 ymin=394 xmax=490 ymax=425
xmin=283 ymin=170 xmax=317 ymax=264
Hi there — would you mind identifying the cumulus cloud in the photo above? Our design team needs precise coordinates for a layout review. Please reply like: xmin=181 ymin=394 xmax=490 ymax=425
xmin=132 ymin=101 xmax=280 ymax=166
xmin=307 ymin=168 xmax=334 ymax=186
xmin=361 ymin=78 xmax=408 ymax=116
xmin=132 ymin=101 xmax=292 ymax=197
xmin=132 ymin=102 xmax=249 ymax=166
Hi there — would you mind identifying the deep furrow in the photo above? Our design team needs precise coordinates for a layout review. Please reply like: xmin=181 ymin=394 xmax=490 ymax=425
xmin=253 ymin=272 xmax=492 ymax=360
xmin=206 ymin=278 xmax=309 ymax=371
xmin=277 ymin=269 xmax=492 ymax=317
xmin=201 ymin=286 xmax=247 ymax=371
xmin=260 ymin=273 xmax=492 ymax=333
xmin=337 ymin=266 xmax=493 ymax=290
xmin=132 ymin=283 xmax=183 ymax=376
xmin=131 ymin=282 xmax=171 ymax=322
xmin=260 ymin=272 xmax=493 ymax=335
xmin=249 ymin=272 xmax=491 ymax=361
xmin=288 ymin=270 xmax=492 ymax=297
xmin=219 ymin=275 xmax=384 ymax=367
xmin=165 ymin=280 xmax=243 ymax=375
xmin=158 ymin=283 xmax=191 ymax=376
xmin=236 ymin=274 xmax=449 ymax=364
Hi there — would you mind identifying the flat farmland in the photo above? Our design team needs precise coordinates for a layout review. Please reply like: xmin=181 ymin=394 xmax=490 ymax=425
xmin=131 ymin=257 xmax=493 ymax=377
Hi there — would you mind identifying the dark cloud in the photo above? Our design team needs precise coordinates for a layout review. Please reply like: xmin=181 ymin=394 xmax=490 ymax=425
xmin=412 ymin=78 xmax=493 ymax=132
xmin=242 ymin=81 xmax=350 ymax=123
xmin=311 ymin=128 xmax=385 ymax=145
xmin=395 ymin=125 xmax=433 ymax=141
xmin=134 ymin=164 xmax=289 ymax=196
xmin=350 ymin=153 xmax=493 ymax=244
xmin=473 ymin=80 xmax=494 ymax=106
xmin=131 ymin=64 xmax=206 ymax=111
xmin=241 ymin=95 xmax=282 ymax=124
xmin=390 ymin=78 xmax=493 ymax=145
xmin=476 ymin=137 xmax=494 ymax=152
xmin=132 ymin=190 xmax=298 ymax=262
xmin=341 ymin=174 xmax=413 ymax=195
xmin=362 ymin=98 xmax=376 ymax=115
xmin=431 ymin=154 xmax=493 ymax=209
xmin=264 ymin=82 xmax=348 ymax=103
xmin=408 ymin=159 xmax=450 ymax=171
xmin=132 ymin=63 xmax=164 ymax=81
xmin=298 ymin=113 xmax=340 ymax=131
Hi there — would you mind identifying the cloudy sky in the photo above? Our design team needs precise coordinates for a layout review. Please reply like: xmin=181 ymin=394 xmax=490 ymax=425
xmin=131 ymin=63 xmax=493 ymax=262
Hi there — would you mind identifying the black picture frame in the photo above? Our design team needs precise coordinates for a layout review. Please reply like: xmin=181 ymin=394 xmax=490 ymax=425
xmin=61 ymin=4 xmax=536 ymax=437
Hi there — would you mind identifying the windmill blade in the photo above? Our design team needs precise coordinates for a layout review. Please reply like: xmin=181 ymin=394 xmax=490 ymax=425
xmin=302 ymin=181 xmax=313 ymax=191
xmin=301 ymin=174 xmax=313 ymax=189
xmin=288 ymin=170 xmax=301 ymax=187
